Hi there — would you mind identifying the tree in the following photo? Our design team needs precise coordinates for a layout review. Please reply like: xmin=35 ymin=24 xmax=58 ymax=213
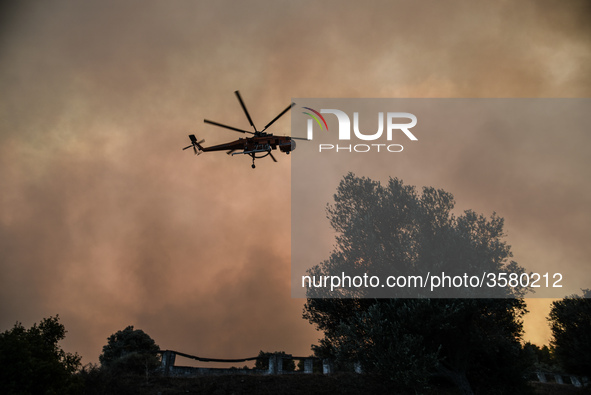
xmin=522 ymin=342 xmax=555 ymax=371
xmin=549 ymin=289 xmax=591 ymax=376
xmin=303 ymin=174 xmax=529 ymax=394
xmin=99 ymin=325 xmax=160 ymax=375
xmin=0 ymin=315 xmax=82 ymax=395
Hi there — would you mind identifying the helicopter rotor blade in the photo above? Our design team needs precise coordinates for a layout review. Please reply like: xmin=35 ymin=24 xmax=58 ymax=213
xmin=262 ymin=103 xmax=295 ymax=132
xmin=269 ymin=152 xmax=277 ymax=162
xmin=182 ymin=143 xmax=198 ymax=154
xmin=204 ymin=119 xmax=254 ymax=135
xmin=234 ymin=90 xmax=257 ymax=133
xmin=289 ymin=136 xmax=310 ymax=140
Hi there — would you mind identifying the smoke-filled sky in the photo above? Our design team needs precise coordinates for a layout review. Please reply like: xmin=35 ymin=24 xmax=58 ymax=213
xmin=1 ymin=0 xmax=590 ymax=365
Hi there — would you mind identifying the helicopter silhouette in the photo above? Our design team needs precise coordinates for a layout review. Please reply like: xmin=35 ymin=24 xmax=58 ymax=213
xmin=183 ymin=91 xmax=308 ymax=168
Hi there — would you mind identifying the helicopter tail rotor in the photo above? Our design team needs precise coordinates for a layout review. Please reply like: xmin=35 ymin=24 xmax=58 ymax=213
xmin=182 ymin=134 xmax=205 ymax=155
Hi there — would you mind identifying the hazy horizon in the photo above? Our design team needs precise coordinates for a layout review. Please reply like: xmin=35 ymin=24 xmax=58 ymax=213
xmin=1 ymin=0 xmax=590 ymax=365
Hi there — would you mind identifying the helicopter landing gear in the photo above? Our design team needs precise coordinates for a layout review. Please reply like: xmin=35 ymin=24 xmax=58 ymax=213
xmin=251 ymin=154 xmax=256 ymax=169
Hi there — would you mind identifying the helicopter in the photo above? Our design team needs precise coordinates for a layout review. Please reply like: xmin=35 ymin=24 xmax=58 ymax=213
xmin=183 ymin=91 xmax=308 ymax=168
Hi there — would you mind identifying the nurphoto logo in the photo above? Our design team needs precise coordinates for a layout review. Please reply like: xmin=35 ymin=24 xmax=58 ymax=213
xmin=302 ymin=106 xmax=418 ymax=153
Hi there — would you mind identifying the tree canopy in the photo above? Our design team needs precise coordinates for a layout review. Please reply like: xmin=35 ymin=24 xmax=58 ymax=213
xmin=306 ymin=173 xmax=526 ymax=299
xmin=549 ymin=289 xmax=591 ymax=376
xmin=0 ymin=315 xmax=81 ymax=395
xmin=99 ymin=325 xmax=160 ymax=375
xmin=304 ymin=174 xmax=530 ymax=394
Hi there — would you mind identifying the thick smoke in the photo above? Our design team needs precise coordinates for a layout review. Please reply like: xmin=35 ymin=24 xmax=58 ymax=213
xmin=1 ymin=0 xmax=589 ymax=362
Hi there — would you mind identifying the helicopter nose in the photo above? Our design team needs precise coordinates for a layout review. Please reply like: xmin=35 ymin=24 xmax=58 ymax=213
xmin=291 ymin=139 xmax=296 ymax=151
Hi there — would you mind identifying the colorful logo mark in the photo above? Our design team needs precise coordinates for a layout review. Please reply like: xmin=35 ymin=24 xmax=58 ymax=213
xmin=302 ymin=107 xmax=328 ymax=131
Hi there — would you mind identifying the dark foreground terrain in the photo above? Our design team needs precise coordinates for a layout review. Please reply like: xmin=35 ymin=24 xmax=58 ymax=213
xmin=81 ymin=373 xmax=589 ymax=395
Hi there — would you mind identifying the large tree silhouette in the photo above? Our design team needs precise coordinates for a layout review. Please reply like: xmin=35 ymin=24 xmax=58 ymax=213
xmin=549 ymin=289 xmax=591 ymax=376
xmin=0 ymin=315 xmax=81 ymax=394
xmin=304 ymin=174 xmax=529 ymax=394
xmin=99 ymin=325 xmax=160 ymax=375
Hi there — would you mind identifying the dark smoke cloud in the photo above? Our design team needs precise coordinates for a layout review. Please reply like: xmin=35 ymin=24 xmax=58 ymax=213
xmin=1 ymin=0 xmax=589 ymax=362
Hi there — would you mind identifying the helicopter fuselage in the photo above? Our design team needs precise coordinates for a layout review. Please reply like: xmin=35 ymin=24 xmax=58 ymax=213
xmin=201 ymin=134 xmax=295 ymax=155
